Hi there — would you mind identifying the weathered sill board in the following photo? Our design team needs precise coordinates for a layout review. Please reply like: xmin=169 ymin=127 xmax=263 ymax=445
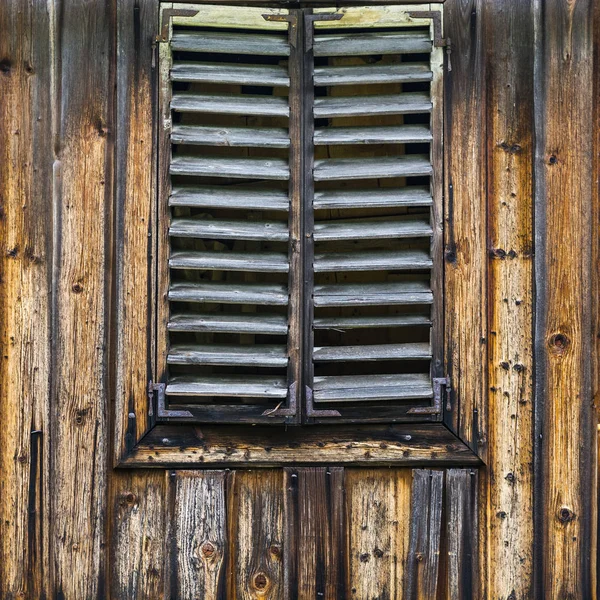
xmin=120 ymin=424 xmax=481 ymax=467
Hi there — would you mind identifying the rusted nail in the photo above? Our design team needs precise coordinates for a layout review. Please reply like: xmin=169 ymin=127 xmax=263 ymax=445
xmin=549 ymin=154 xmax=558 ymax=164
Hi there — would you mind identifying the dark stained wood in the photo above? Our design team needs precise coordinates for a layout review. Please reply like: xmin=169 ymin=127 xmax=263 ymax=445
xmin=535 ymin=1 xmax=596 ymax=597
xmin=445 ymin=469 xmax=479 ymax=599
xmin=443 ymin=0 xmax=488 ymax=456
xmin=121 ymin=424 xmax=481 ymax=467
xmin=227 ymin=470 xmax=284 ymax=599
xmin=404 ymin=469 xmax=444 ymax=599
xmin=51 ymin=0 xmax=114 ymax=596
xmin=346 ymin=469 xmax=412 ymax=598
xmin=483 ymin=0 xmax=535 ymax=597
xmin=113 ymin=0 xmax=158 ymax=460
xmin=0 ymin=1 xmax=53 ymax=597
xmin=110 ymin=471 xmax=166 ymax=599
xmin=166 ymin=471 xmax=228 ymax=599
xmin=284 ymin=467 xmax=346 ymax=599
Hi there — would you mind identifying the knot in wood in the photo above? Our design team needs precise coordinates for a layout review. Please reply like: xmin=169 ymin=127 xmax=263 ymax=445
xmin=71 ymin=282 xmax=83 ymax=294
xmin=415 ymin=552 xmax=424 ymax=562
xmin=269 ymin=544 xmax=282 ymax=559
xmin=558 ymin=507 xmax=575 ymax=524
xmin=125 ymin=492 xmax=136 ymax=504
xmin=201 ymin=542 xmax=216 ymax=557
xmin=253 ymin=572 xmax=269 ymax=590
xmin=549 ymin=333 xmax=570 ymax=355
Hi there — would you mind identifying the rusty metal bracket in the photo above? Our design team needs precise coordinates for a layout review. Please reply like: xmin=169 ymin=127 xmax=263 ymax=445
xmin=305 ymin=385 xmax=341 ymax=418
xmin=304 ymin=13 xmax=344 ymax=51
xmin=407 ymin=11 xmax=450 ymax=48
xmin=262 ymin=381 xmax=298 ymax=418
xmin=407 ymin=376 xmax=450 ymax=415
xmin=263 ymin=13 xmax=299 ymax=48
xmin=157 ymin=8 xmax=199 ymax=42
xmin=148 ymin=381 xmax=194 ymax=419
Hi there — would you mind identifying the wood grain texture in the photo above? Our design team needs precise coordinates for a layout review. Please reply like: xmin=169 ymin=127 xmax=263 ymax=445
xmin=346 ymin=469 xmax=412 ymax=599
xmin=404 ymin=470 xmax=444 ymax=599
xmin=483 ymin=1 xmax=535 ymax=598
xmin=227 ymin=470 xmax=284 ymax=599
xmin=535 ymin=0 xmax=596 ymax=597
xmin=51 ymin=0 xmax=114 ymax=596
xmin=284 ymin=467 xmax=345 ymax=599
xmin=445 ymin=469 xmax=479 ymax=599
xmin=110 ymin=471 xmax=166 ymax=599
xmin=0 ymin=1 xmax=53 ymax=598
xmin=114 ymin=0 xmax=158 ymax=461
xmin=167 ymin=471 xmax=228 ymax=599
xmin=123 ymin=424 xmax=481 ymax=466
xmin=443 ymin=0 xmax=488 ymax=456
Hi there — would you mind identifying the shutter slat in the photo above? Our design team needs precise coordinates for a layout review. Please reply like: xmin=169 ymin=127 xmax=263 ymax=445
xmin=314 ymin=217 xmax=432 ymax=241
xmin=168 ymin=313 xmax=288 ymax=335
xmin=172 ymin=93 xmax=290 ymax=117
xmin=170 ymin=250 xmax=289 ymax=273
xmin=314 ymin=250 xmax=433 ymax=272
xmin=172 ymin=125 xmax=290 ymax=148
xmin=314 ymin=282 xmax=433 ymax=307
xmin=169 ymin=344 xmax=289 ymax=367
xmin=314 ymin=63 xmax=432 ymax=86
xmin=171 ymin=62 xmax=290 ymax=87
xmin=171 ymin=31 xmax=290 ymax=56
xmin=313 ymin=373 xmax=433 ymax=402
xmin=166 ymin=375 xmax=289 ymax=398
xmin=170 ymin=157 xmax=290 ymax=180
xmin=314 ymin=155 xmax=432 ymax=181
xmin=313 ymin=343 xmax=431 ymax=362
xmin=314 ymin=186 xmax=432 ymax=210
xmin=313 ymin=31 xmax=432 ymax=56
xmin=314 ymin=93 xmax=432 ymax=118
xmin=315 ymin=125 xmax=431 ymax=146
xmin=170 ymin=218 xmax=289 ymax=242
xmin=169 ymin=282 xmax=289 ymax=306
xmin=314 ymin=314 xmax=431 ymax=330
xmin=170 ymin=186 xmax=289 ymax=211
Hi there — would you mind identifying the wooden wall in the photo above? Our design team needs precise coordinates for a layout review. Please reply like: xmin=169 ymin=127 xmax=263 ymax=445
xmin=0 ymin=0 xmax=597 ymax=598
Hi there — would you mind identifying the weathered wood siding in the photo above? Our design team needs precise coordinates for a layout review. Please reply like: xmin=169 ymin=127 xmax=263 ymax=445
xmin=0 ymin=0 xmax=597 ymax=598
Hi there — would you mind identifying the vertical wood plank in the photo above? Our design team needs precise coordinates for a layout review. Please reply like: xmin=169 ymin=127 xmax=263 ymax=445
xmin=0 ymin=1 xmax=53 ymax=597
xmin=535 ymin=0 xmax=596 ymax=597
xmin=405 ymin=470 xmax=444 ymax=599
xmin=284 ymin=467 xmax=345 ymax=599
xmin=114 ymin=0 xmax=159 ymax=460
xmin=51 ymin=0 xmax=114 ymax=596
xmin=166 ymin=470 xmax=228 ymax=599
xmin=483 ymin=1 xmax=535 ymax=598
xmin=445 ymin=469 xmax=479 ymax=599
xmin=110 ymin=471 xmax=167 ymax=599
xmin=443 ymin=0 xmax=488 ymax=456
xmin=227 ymin=470 xmax=284 ymax=600
xmin=346 ymin=469 xmax=412 ymax=600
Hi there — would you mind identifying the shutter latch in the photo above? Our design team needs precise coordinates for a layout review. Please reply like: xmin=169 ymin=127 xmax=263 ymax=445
xmin=407 ymin=11 xmax=449 ymax=48
xmin=407 ymin=377 xmax=451 ymax=415
xmin=148 ymin=381 xmax=193 ymax=419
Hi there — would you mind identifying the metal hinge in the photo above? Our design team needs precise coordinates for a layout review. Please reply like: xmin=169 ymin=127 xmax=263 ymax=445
xmin=407 ymin=11 xmax=450 ymax=48
xmin=157 ymin=8 xmax=199 ymax=42
xmin=407 ymin=377 xmax=451 ymax=415
xmin=305 ymin=385 xmax=341 ymax=418
xmin=148 ymin=381 xmax=193 ymax=419
xmin=262 ymin=381 xmax=298 ymax=418
xmin=304 ymin=13 xmax=344 ymax=51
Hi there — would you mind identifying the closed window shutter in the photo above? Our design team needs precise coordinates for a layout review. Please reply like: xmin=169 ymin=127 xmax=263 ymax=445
xmin=157 ymin=7 xmax=301 ymax=423
xmin=305 ymin=8 xmax=444 ymax=422
xmin=155 ymin=6 xmax=445 ymax=424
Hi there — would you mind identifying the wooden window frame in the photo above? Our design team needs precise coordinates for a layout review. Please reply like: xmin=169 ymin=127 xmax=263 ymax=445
xmin=113 ymin=0 xmax=484 ymax=469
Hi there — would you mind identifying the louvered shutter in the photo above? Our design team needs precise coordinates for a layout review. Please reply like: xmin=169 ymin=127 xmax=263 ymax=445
xmin=304 ymin=7 xmax=445 ymax=422
xmin=155 ymin=5 xmax=445 ymax=424
xmin=156 ymin=6 xmax=301 ymax=423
